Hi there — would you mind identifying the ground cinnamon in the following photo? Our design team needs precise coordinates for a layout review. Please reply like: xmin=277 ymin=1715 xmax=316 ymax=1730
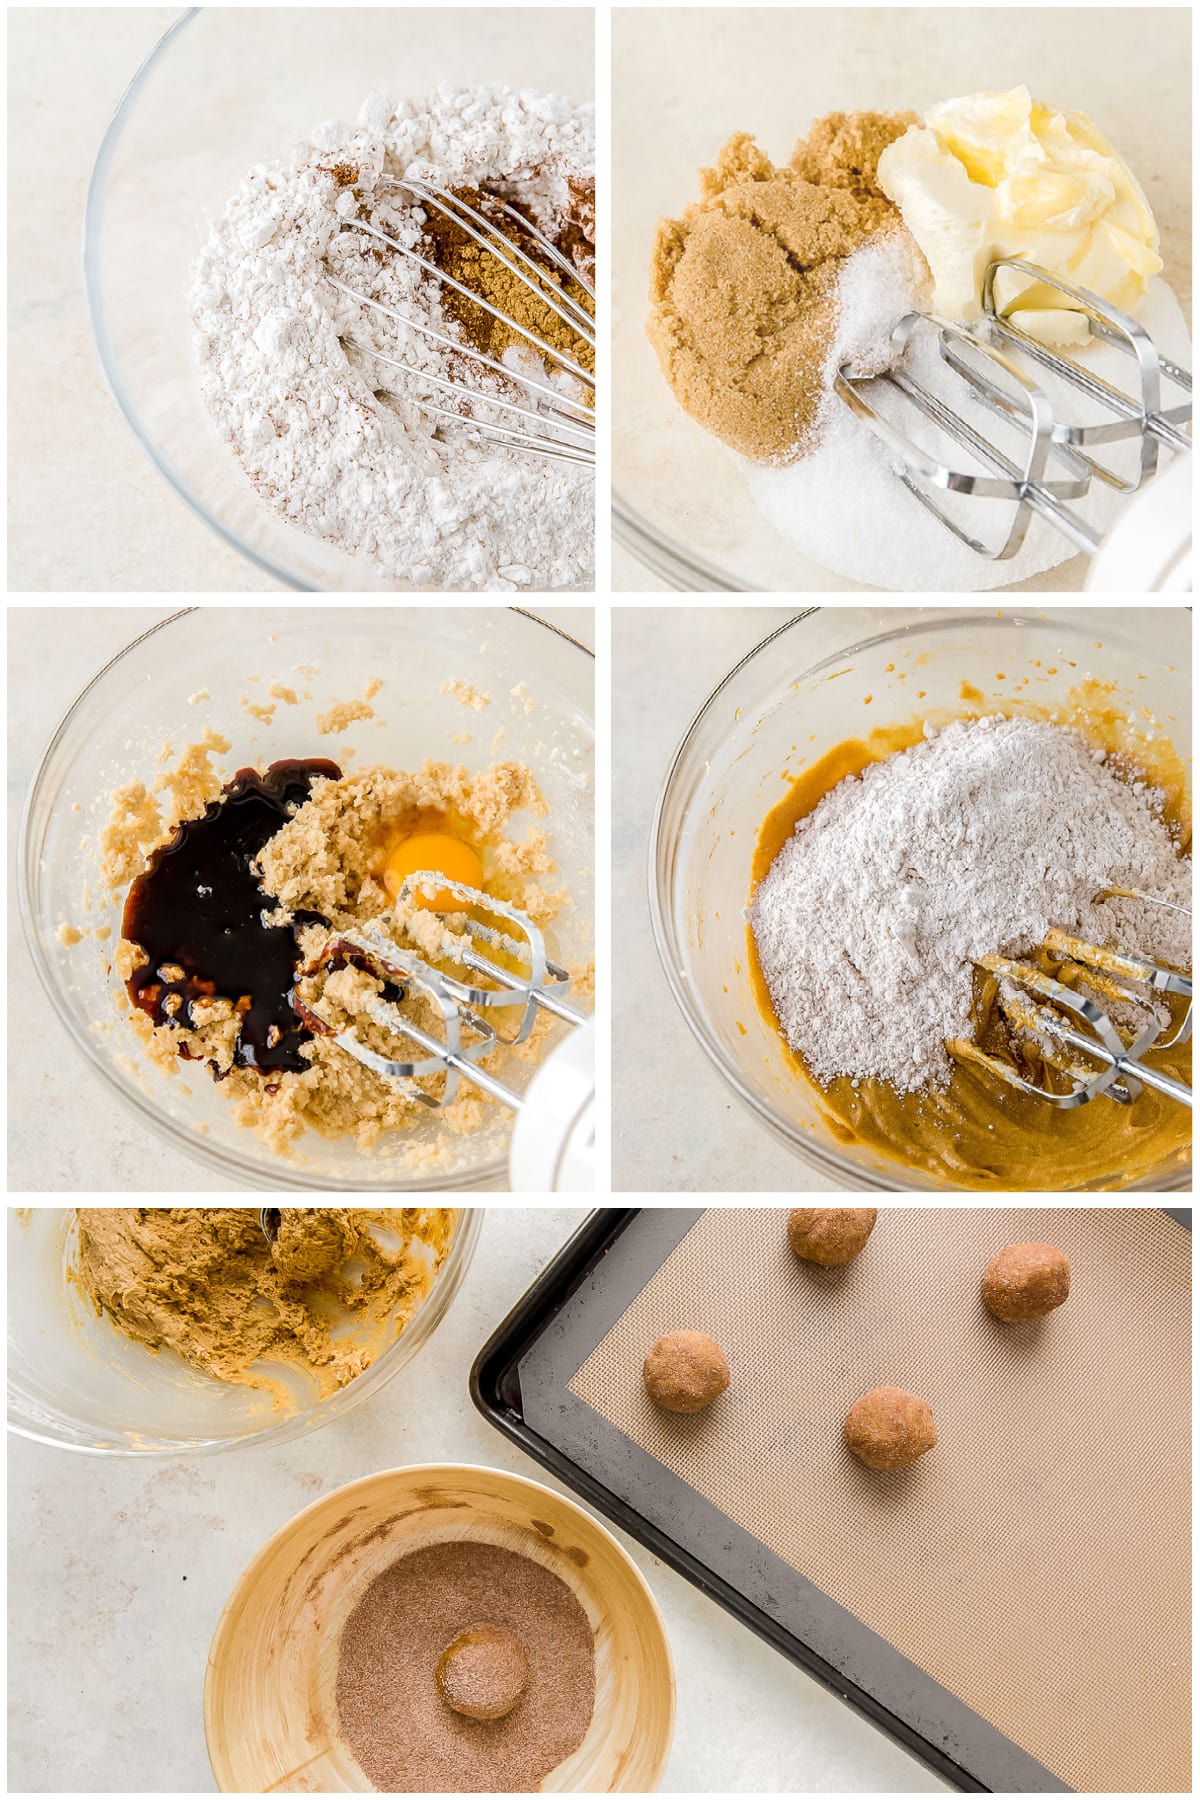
xmin=423 ymin=187 xmax=595 ymax=377
xmin=335 ymin=1540 xmax=596 ymax=1792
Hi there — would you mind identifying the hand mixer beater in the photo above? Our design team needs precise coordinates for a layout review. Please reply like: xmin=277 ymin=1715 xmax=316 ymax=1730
xmin=291 ymin=878 xmax=590 ymax=1188
xmin=328 ymin=180 xmax=595 ymax=466
xmin=949 ymin=887 xmax=1192 ymax=1109
xmin=836 ymin=256 xmax=1191 ymax=563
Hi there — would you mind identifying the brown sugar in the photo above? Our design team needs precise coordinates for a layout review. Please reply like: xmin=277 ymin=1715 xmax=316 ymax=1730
xmin=647 ymin=110 xmax=915 ymax=463
xmin=336 ymin=1540 xmax=595 ymax=1792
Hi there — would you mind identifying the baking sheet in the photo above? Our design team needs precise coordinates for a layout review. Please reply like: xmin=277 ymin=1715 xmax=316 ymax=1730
xmin=506 ymin=1208 xmax=1190 ymax=1793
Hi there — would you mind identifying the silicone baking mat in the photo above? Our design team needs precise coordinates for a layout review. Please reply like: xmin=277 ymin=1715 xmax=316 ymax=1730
xmin=475 ymin=1208 xmax=1191 ymax=1793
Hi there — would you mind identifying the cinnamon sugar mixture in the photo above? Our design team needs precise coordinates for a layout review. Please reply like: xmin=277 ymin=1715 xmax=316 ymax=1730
xmin=337 ymin=1541 xmax=595 ymax=1792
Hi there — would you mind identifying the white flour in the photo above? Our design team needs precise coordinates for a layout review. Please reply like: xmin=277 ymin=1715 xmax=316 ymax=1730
xmin=749 ymin=716 xmax=1191 ymax=1092
xmin=742 ymin=233 xmax=1192 ymax=591
xmin=191 ymin=87 xmax=594 ymax=591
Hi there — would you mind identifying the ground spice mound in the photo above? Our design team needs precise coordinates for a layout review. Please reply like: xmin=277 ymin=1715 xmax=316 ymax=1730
xmin=336 ymin=1540 xmax=595 ymax=1792
xmin=563 ymin=176 xmax=597 ymax=280
xmin=647 ymin=110 xmax=915 ymax=462
xmin=423 ymin=186 xmax=595 ymax=378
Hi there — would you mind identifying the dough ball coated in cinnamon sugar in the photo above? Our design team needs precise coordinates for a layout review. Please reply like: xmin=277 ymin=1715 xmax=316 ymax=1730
xmin=435 ymin=1622 xmax=529 ymax=1721
xmin=643 ymin=1330 xmax=730 ymax=1414
xmin=787 ymin=1207 xmax=879 ymax=1266
xmin=982 ymin=1242 xmax=1071 ymax=1322
xmin=844 ymin=1385 xmax=937 ymax=1470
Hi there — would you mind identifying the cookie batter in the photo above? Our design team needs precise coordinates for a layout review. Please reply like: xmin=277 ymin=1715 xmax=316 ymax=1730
xmin=73 ymin=1207 xmax=457 ymax=1408
xmin=98 ymin=736 xmax=586 ymax=1158
xmin=748 ymin=702 xmax=1191 ymax=1191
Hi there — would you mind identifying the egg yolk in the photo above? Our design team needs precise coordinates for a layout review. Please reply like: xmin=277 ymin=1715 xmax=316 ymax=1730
xmin=382 ymin=830 xmax=484 ymax=911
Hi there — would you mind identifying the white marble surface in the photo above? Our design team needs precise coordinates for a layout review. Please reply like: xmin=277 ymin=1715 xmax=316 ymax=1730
xmin=7 ymin=606 xmax=592 ymax=1193
xmin=8 ymin=9 xmax=279 ymax=593
xmin=614 ymin=543 xmax=671 ymax=594
xmin=613 ymin=607 xmax=842 ymax=1192
xmin=8 ymin=1206 xmax=945 ymax=1794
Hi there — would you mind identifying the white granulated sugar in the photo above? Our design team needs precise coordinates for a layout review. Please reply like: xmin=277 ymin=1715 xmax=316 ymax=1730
xmin=191 ymin=86 xmax=594 ymax=591
xmin=749 ymin=716 xmax=1191 ymax=1093
xmin=741 ymin=233 xmax=1192 ymax=591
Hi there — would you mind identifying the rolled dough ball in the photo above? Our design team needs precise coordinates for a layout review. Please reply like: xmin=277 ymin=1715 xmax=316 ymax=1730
xmin=643 ymin=1330 xmax=730 ymax=1413
xmin=845 ymin=1385 xmax=937 ymax=1470
xmin=982 ymin=1242 xmax=1071 ymax=1322
xmin=436 ymin=1622 xmax=529 ymax=1720
xmin=788 ymin=1207 xmax=879 ymax=1266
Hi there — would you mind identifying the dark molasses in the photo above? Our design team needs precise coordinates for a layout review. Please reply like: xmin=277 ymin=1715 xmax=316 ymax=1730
xmin=122 ymin=759 xmax=341 ymax=1073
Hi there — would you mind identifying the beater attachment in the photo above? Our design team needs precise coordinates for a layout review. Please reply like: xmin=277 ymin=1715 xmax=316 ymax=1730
xmin=329 ymin=180 xmax=595 ymax=466
xmin=296 ymin=877 xmax=586 ymax=1112
xmin=948 ymin=889 xmax=1192 ymax=1109
xmin=835 ymin=257 xmax=1192 ymax=560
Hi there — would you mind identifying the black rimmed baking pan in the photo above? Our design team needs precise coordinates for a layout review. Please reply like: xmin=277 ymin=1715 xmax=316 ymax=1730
xmin=470 ymin=1206 xmax=1191 ymax=1794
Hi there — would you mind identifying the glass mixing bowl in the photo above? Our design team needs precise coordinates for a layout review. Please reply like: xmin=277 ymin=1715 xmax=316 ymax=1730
xmin=650 ymin=606 xmax=1192 ymax=1192
xmin=18 ymin=608 xmax=594 ymax=1191
xmin=611 ymin=10 xmax=1190 ymax=595
xmin=611 ymin=68 xmax=1099 ymax=596
xmin=7 ymin=1207 xmax=481 ymax=1456
xmin=84 ymin=6 xmax=594 ymax=590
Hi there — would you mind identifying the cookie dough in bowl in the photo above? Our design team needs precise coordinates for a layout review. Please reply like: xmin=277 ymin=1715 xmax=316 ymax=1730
xmin=650 ymin=606 xmax=1191 ymax=1193
xmin=7 ymin=1207 xmax=481 ymax=1456
xmin=19 ymin=608 xmax=594 ymax=1190
xmin=73 ymin=1207 xmax=459 ymax=1407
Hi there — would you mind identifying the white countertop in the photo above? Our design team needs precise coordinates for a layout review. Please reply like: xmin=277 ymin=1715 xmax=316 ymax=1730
xmin=613 ymin=607 xmax=845 ymax=1192
xmin=8 ymin=1206 xmax=945 ymax=1794
xmin=7 ymin=606 xmax=592 ymax=1193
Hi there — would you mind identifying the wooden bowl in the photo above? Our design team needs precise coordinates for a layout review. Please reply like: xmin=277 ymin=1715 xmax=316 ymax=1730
xmin=204 ymin=1463 xmax=675 ymax=1792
